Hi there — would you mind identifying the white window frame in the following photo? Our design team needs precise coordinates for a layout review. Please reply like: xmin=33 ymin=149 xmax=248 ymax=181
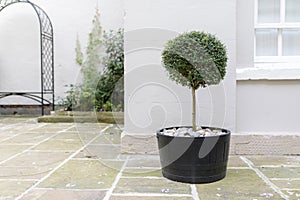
xmin=254 ymin=0 xmax=300 ymax=65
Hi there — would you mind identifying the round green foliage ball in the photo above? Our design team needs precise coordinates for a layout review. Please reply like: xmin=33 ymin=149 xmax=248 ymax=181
xmin=162 ymin=31 xmax=228 ymax=90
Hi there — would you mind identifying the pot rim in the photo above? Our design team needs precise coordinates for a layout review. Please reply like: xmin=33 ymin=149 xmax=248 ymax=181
xmin=156 ymin=126 xmax=231 ymax=138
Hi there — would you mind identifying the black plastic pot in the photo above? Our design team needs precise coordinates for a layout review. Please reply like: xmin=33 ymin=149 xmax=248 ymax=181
xmin=156 ymin=126 xmax=231 ymax=184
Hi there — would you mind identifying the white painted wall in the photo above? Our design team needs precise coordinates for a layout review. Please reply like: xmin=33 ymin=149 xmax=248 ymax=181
xmin=237 ymin=80 xmax=300 ymax=133
xmin=236 ymin=0 xmax=254 ymax=69
xmin=0 ymin=0 xmax=124 ymax=104
xmin=124 ymin=0 xmax=237 ymax=136
xmin=236 ymin=0 xmax=300 ymax=133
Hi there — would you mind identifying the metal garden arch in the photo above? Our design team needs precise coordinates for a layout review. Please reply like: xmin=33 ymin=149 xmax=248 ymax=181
xmin=0 ymin=0 xmax=54 ymax=115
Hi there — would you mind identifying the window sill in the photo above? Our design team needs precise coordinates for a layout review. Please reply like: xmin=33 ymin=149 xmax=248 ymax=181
xmin=236 ymin=66 xmax=300 ymax=80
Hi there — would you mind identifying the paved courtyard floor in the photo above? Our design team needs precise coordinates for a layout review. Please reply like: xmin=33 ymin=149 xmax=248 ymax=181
xmin=0 ymin=117 xmax=299 ymax=200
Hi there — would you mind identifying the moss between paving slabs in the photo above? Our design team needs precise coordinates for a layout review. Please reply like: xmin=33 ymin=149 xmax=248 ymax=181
xmin=38 ymin=160 xmax=118 ymax=189
xmin=196 ymin=169 xmax=282 ymax=199
xmin=38 ymin=112 xmax=124 ymax=124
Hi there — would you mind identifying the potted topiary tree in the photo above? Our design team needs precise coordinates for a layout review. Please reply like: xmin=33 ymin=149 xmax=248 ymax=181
xmin=156 ymin=31 xmax=230 ymax=184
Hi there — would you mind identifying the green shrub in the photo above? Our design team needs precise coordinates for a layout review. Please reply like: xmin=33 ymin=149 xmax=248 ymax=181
xmin=62 ymin=9 xmax=124 ymax=112
xmin=95 ymin=29 xmax=124 ymax=111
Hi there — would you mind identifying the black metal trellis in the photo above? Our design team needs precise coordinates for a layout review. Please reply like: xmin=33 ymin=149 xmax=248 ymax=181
xmin=0 ymin=0 xmax=54 ymax=115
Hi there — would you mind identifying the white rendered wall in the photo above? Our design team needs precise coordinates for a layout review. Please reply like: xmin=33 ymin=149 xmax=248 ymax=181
xmin=236 ymin=0 xmax=300 ymax=133
xmin=237 ymin=80 xmax=300 ymax=133
xmin=0 ymin=0 xmax=124 ymax=104
xmin=124 ymin=0 xmax=237 ymax=136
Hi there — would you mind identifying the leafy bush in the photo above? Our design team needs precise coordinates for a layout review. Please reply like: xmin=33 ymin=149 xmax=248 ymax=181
xmin=63 ymin=9 xmax=124 ymax=112
xmin=95 ymin=29 xmax=124 ymax=111
xmin=162 ymin=31 xmax=227 ymax=130
xmin=73 ymin=8 xmax=103 ymax=111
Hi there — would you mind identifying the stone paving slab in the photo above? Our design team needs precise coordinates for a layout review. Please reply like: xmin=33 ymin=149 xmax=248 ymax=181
xmin=0 ymin=117 xmax=299 ymax=200
xmin=272 ymin=179 xmax=300 ymax=190
xmin=282 ymin=190 xmax=300 ymax=200
xmin=21 ymin=189 xmax=106 ymax=200
xmin=110 ymin=196 xmax=194 ymax=200
xmin=1 ymin=132 xmax=54 ymax=145
xmin=196 ymin=169 xmax=282 ymax=199
xmin=0 ymin=132 xmax=19 ymax=141
xmin=123 ymin=169 xmax=162 ymax=177
xmin=75 ymin=144 xmax=121 ymax=160
xmin=247 ymin=155 xmax=300 ymax=166
xmin=38 ymin=160 xmax=118 ymax=189
xmin=0 ymin=180 xmax=36 ymax=200
xmin=113 ymin=178 xmax=191 ymax=194
xmin=0 ymin=145 xmax=31 ymax=162
xmin=227 ymin=156 xmax=248 ymax=167
xmin=259 ymin=167 xmax=300 ymax=179
xmin=91 ymin=132 xmax=121 ymax=145
xmin=0 ymin=166 xmax=50 ymax=180
xmin=1 ymin=151 xmax=72 ymax=168
xmin=126 ymin=155 xmax=161 ymax=168
xmin=32 ymin=138 xmax=83 ymax=151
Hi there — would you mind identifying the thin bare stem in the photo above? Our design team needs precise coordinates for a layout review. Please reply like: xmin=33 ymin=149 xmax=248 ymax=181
xmin=192 ymin=87 xmax=196 ymax=131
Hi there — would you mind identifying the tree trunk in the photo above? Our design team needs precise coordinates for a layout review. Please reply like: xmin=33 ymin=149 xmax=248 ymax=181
xmin=192 ymin=87 xmax=196 ymax=131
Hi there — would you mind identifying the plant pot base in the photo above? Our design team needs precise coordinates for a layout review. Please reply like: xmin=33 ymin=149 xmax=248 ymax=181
xmin=162 ymin=169 xmax=226 ymax=184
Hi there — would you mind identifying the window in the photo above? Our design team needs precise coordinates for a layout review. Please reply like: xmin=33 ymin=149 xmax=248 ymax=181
xmin=255 ymin=0 xmax=300 ymax=63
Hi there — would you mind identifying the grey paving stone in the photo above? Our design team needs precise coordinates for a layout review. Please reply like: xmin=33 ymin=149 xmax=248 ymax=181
xmin=272 ymin=179 xmax=300 ymax=190
xmin=247 ymin=155 xmax=300 ymax=166
xmin=38 ymin=160 xmax=118 ymax=189
xmin=110 ymin=196 xmax=193 ymax=200
xmin=282 ymin=190 xmax=300 ymax=200
xmin=75 ymin=144 xmax=121 ymax=160
xmin=227 ymin=156 xmax=248 ymax=167
xmin=196 ymin=169 xmax=282 ymax=199
xmin=32 ymin=138 xmax=83 ymax=151
xmin=21 ymin=189 xmax=106 ymax=200
xmin=77 ymin=132 xmax=99 ymax=143
xmin=2 ymin=151 xmax=72 ymax=168
xmin=1 ymin=132 xmax=54 ymax=145
xmin=113 ymin=177 xmax=191 ymax=194
xmin=0 ymin=132 xmax=20 ymax=141
xmin=0 ymin=145 xmax=31 ymax=162
xmin=0 ymin=180 xmax=36 ymax=200
xmin=126 ymin=155 xmax=161 ymax=168
xmin=0 ymin=117 xmax=299 ymax=200
xmin=123 ymin=169 xmax=162 ymax=177
xmin=29 ymin=124 xmax=74 ymax=133
xmin=259 ymin=167 xmax=300 ymax=178
xmin=51 ymin=132 xmax=82 ymax=140
xmin=91 ymin=132 xmax=121 ymax=145
xmin=0 ymin=166 xmax=52 ymax=179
